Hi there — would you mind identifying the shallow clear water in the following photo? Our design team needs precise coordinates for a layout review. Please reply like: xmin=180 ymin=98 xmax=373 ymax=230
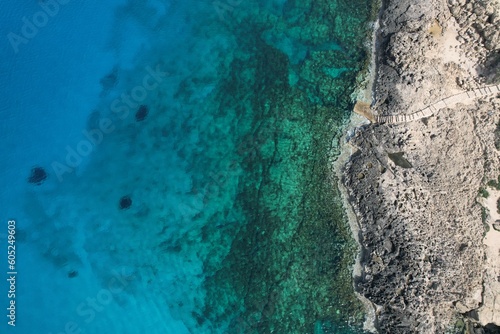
xmin=0 ymin=0 xmax=374 ymax=333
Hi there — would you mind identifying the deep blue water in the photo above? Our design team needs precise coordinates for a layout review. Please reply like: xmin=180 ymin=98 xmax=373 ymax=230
xmin=0 ymin=1 xmax=373 ymax=333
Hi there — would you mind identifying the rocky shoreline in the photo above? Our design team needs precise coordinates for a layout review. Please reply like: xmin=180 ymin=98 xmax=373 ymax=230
xmin=340 ymin=0 xmax=500 ymax=332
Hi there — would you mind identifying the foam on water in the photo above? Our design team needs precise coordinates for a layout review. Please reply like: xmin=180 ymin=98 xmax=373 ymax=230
xmin=0 ymin=0 xmax=375 ymax=333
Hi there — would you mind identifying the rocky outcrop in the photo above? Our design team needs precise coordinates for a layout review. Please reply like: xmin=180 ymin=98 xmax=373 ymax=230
xmin=447 ymin=0 xmax=500 ymax=82
xmin=342 ymin=0 xmax=500 ymax=332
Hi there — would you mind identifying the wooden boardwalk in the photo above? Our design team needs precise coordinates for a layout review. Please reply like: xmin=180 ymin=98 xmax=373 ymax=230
xmin=376 ymin=84 xmax=500 ymax=124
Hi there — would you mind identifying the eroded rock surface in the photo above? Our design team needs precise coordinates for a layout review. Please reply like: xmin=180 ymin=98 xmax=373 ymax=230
xmin=343 ymin=0 xmax=500 ymax=332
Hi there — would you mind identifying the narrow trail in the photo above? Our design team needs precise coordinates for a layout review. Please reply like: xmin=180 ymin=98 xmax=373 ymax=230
xmin=376 ymin=84 xmax=500 ymax=124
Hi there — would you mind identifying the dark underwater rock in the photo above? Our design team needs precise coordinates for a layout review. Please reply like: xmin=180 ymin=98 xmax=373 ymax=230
xmin=119 ymin=196 xmax=132 ymax=209
xmin=28 ymin=166 xmax=47 ymax=185
xmin=100 ymin=67 xmax=118 ymax=91
xmin=135 ymin=105 xmax=148 ymax=122
xmin=86 ymin=111 xmax=101 ymax=130
xmin=67 ymin=270 xmax=78 ymax=278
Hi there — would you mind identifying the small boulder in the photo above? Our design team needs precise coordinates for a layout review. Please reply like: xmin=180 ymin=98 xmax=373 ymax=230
xmin=383 ymin=238 xmax=394 ymax=253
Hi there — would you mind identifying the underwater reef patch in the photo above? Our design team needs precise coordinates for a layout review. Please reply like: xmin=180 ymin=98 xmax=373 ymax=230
xmin=119 ymin=195 xmax=132 ymax=210
xmin=28 ymin=166 xmax=47 ymax=185
xmin=67 ymin=270 xmax=78 ymax=278
xmin=135 ymin=105 xmax=148 ymax=122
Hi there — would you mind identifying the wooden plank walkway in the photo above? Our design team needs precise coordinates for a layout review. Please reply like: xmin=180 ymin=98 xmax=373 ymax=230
xmin=376 ymin=84 xmax=500 ymax=124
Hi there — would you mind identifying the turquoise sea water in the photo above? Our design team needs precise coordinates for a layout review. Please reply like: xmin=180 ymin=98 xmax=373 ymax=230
xmin=0 ymin=0 xmax=374 ymax=333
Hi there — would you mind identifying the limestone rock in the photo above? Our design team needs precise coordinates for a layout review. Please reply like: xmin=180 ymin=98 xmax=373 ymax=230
xmin=342 ymin=0 xmax=500 ymax=332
